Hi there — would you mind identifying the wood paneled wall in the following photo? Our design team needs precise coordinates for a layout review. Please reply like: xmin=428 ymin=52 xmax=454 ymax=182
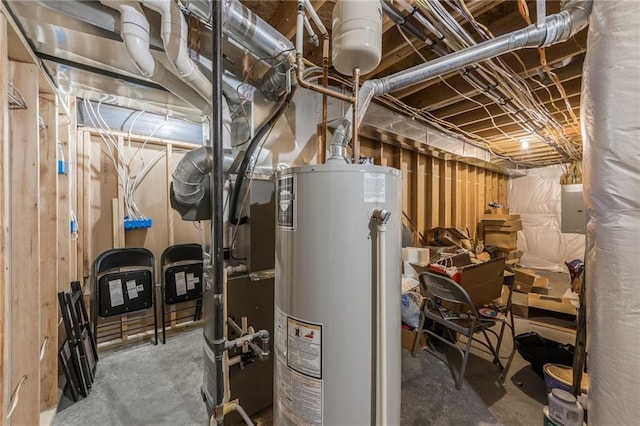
xmin=359 ymin=137 xmax=509 ymax=240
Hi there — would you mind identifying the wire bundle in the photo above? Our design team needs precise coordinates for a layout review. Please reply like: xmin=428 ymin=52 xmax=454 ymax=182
xmin=377 ymin=0 xmax=583 ymax=166
xmin=82 ymin=99 xmax=168 ymax=221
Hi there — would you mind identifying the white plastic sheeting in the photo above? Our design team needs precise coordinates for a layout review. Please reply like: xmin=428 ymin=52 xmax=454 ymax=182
xmin=508 ymin=165 xmax=585 ymax=271
xmin=582 ymin=1 xmax=640 ymax=423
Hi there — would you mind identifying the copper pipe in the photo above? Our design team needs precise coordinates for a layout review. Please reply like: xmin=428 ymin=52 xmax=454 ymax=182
xmin=296 ymin=54 xmax=353 ymax=103
xmin=352 ymin=67 xmax=360 ymax=162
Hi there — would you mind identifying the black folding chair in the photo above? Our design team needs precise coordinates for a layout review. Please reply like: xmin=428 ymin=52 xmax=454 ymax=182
xmin=412 ymin=271 xmax=503 ymax=389
xmin=160 ymin=244 xmax=204 ymax=344
xmin=92 ymin=248 xmax=158 ymax=345
xmin=58 ymin=281 xmax=99 ymax=399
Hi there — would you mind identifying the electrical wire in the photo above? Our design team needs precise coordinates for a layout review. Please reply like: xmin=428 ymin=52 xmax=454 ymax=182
xmin=406 ymin=0 xmax=581 ymax=161
xmin=82 ymin=98 xmax=170 ymax=220
xmin=228 ymin=88 xmax=296 ymax=226
xmin=229 ymin=119 xmax=279 ymax=255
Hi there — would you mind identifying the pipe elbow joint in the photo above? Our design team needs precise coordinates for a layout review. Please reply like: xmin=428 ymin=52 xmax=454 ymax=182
xmin=171 ymin=146 xmax=212 ymax=206
xmin=119 ymin=5 xmax=156 ymax=76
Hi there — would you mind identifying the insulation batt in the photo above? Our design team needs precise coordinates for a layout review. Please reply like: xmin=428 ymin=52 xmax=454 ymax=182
xmin=508 ymin=165 xmax=585 ymax=271
xmin=582 ymin=0 xmax=640 ymax=423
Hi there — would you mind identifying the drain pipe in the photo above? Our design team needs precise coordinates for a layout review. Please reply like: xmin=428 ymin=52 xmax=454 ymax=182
xmin=141 ymin=0 xmax=213 ymax=100
xmin=102 ymin=1 xmax=211 ymax=113
xmin=210 ymin=0 xmax=225 ymax=423
xmin=328 ymin=0 xmax=593 ymax=158
xmin=373 ymin=209 xmax=391 ymax=426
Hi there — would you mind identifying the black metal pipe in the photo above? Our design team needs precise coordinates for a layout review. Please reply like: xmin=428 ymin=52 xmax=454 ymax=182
xmin=211 ymin=0 xmax=225 ymax=423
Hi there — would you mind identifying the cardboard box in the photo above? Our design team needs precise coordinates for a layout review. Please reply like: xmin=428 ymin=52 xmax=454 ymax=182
xmin=514 ymin=268 xmax=550 ymax=293
xmin=511 ymin=291 xmax=529 ymax=317
xmin=487 ymin=207 xmax=510 ymax=215
xmin=402 ymin=276 xmax=419 ymax=294
xmin=527 ymin=294 xmax=577 ymax=316
xmin=404 ymin=261 xmax=429 ymax=280
xmin=483 ymin=220 xmax=523 ymax=232
xmin=458 ymin=257 xmax=506 ymax=307
xmin=402 ymin=247 xmax=430 ymax=264
xmin=401 ymin=328 xmax=427 ymax=351
xmin=482 ymin=213 xmax=521 ymax=221
xmin=427 ymin=227 xmax=470 ymax=248
xmin=484 ymin=231 xmax=518 ymax=251
xmin=530 ymin=286 xmax=549 ymax=295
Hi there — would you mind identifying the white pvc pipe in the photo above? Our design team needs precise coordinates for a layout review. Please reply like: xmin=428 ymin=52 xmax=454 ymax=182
xmin=296 ymin=0 xmax=305 ymax=58
xmin=581 ymin=1 xmax=640 ymax=424
xmin=119 ymin=3 xmax=156 ymax=76
xmin=142 ymin=0 xmax=213 ymax=100
xmin=376 ymin=222 xmax=388 ymax=426
xmin=304 ymin=0 xmax=327 ymax=35
xmin=234 ymin=404 xmax=254 ymax=426
xmin=101 ymin=1 xmax=210 ymax=112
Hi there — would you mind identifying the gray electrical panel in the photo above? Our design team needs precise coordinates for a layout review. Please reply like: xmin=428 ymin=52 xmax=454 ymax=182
xmin=561 ymin=184 xmax=586 ymax=234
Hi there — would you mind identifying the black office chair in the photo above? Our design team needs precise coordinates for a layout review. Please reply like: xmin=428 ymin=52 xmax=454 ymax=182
xmin=160 ymin=244 xmax=204 ymax=344
xmin=92 ymin=247 xmax=158 ymax=345
xmin=412 ymin=271 xmax=503 ymax=389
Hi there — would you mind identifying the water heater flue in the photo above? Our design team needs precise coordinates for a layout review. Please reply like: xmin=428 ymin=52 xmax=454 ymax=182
xmin=332 ymin=0 xmax=383 ymax=75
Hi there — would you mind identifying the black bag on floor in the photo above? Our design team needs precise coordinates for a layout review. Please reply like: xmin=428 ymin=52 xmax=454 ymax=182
xmin=514 ymin=332 xmax=574 ymax=377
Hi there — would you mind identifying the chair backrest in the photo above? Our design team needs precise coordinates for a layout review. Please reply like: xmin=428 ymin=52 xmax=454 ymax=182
xmin=161 ymin=244 xmax=204 ymax=305
xmin=419 ymin=271 xmax=475 ymax=310
xmin=94 ymin=247 xmax=155 ymax=275
xmin=161 ymin=243 xmax=203 ymax=267
xmin=92 ymin=248 xmax=156 ymax=318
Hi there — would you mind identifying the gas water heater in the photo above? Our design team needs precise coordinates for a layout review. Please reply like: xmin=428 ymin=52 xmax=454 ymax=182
xmin=274 ymin=164 xmax=402 ymax=425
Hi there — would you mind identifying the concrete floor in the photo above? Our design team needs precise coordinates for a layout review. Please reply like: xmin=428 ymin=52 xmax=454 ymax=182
xmin=54 ymin=272 xmax=576 ymax=426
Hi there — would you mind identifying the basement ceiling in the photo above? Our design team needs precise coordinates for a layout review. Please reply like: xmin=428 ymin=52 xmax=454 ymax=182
xmin=4 ymin=0 xmax=587 ymax=168
xmin=247 ymin=0 xmax=587 ymax=168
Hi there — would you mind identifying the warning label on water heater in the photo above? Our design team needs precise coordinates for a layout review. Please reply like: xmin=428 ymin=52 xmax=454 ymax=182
xmin=364 ymin=172 xmax=386 ymax=203
xmin=275 ymin=309 xmax=323 ymax=425
xmin=276 ymin=357 xmax=323 ymax=425
xmin=287 ymin=317 xmax=322 ymax=379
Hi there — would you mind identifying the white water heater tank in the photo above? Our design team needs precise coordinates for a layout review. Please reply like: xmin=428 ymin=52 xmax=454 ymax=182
xmin=332 ymin=0 xmax=383 ymax=76
xmin=274 ymin=164 xmax=402 ymax=425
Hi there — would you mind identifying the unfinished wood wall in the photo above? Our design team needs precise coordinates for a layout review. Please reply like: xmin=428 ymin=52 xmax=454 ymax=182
xmin=1 ymin=8 xmax=76 ymax=420
xmin=359 ymin=137 xmax=509 ymax=241
xmin=1 ymin=65 xmax=72 ymax=424
xmin=0 ymin=14 xmax=9 ymax=423
xmin=8 ymin=61 xmax=41 ymax=426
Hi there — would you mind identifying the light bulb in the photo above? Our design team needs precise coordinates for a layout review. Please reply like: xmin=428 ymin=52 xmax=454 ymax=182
xmin=521 ymin=139 xmax=529 ymax=149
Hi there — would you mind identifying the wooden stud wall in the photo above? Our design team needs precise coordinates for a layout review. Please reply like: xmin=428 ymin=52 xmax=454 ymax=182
xmin=360 ymin=137 xmax=508 ymax=240
xmin=8 ymin=61 xmax=41 ymax=426
xmin=0 ymin=14 xmax=9 ymax=422
xmin=57 ymin=98 xmax=73 ymax=292
xmin=1 ymin=10 xmax=73 ymax=420
xmin=38 ymin=94 xmax=58 ymax=411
